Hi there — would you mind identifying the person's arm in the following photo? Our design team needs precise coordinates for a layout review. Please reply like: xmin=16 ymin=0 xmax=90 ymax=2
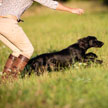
xmin=34 ymin=0 xmax=84 ymax=15
xmin=56 ymin=3 xmax=84 ymax=15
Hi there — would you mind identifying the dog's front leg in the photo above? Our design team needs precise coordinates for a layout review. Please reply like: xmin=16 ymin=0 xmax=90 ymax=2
xmin=85 ymin=52 xmax=98 ymax=59
xmin=83 ymin=57 xmax=103 ymax=64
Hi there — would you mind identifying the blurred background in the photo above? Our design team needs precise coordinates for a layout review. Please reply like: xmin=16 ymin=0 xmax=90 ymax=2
xmin=31 ymin=0 xmax=108 ymax=6
xmin=32 ymin=0 xmax=108 ymax=5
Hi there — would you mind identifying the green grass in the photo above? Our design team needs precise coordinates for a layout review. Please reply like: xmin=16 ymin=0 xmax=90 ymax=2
xmin=0 ymin=1 xmax=108 ymax=108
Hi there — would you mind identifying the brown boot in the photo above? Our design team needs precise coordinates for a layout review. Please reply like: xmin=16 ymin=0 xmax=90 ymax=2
xmin=11 ymin=54 xmax=29 ymax=78
xmin=2 ymin=54 xmax=17 ymax=78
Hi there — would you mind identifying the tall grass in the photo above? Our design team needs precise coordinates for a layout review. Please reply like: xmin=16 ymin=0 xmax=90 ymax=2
xmin=0 ymin=1 xmax=108 ymax=108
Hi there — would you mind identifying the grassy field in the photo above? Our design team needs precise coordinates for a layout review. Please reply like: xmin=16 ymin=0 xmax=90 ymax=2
xmin=0 ymin=1 xmax=108 ymax=108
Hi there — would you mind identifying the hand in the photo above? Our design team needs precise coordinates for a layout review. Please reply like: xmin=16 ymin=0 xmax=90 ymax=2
xmin=71 ymin=8 xmax=84 ymax=15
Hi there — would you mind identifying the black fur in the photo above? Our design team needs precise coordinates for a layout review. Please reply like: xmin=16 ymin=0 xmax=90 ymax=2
xmin=25 ymin=36 xmax=104 ymax=76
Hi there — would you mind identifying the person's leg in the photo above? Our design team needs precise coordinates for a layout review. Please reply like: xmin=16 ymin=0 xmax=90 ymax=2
xmin=0 ymin=33 xmax=22 ymax=57
xmin=0 ymin=33 xmax=20 ymax=77
xmin=0 ymin=18 xmax=34 ymax=78
xmin=0 ymin=18 xmax=34 ymax=58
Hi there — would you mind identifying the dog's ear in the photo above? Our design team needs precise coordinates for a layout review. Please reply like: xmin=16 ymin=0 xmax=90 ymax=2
xmin=78 ymin=39 xmax=85 ymax=49
xmin=78 ymin=38 xmax=88 ymax=49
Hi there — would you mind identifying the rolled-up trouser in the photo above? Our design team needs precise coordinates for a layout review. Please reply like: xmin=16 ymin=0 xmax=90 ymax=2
xmin=0 ymin=18 xmax=34 ymax=59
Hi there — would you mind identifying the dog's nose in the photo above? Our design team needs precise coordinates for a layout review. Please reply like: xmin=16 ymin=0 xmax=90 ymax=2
xmin=101 ymin=42 xmax=104 ymax=46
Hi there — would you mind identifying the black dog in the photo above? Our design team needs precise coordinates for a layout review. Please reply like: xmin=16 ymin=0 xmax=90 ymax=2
xmin=25 ymin=36 xmax=104 ymax=76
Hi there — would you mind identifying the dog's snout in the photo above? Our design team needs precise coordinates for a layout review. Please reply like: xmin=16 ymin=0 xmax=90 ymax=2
xmin=96 ymin=41 xmax=104 ymax=47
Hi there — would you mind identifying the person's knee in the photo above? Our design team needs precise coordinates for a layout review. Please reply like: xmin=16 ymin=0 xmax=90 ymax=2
xmin=12 ymin=42 xmax=34 ymax=59
xmin=25 ymin=46 xmax=34 ymax=58
xmin=28 ymin=46 xmax=34 ymax=57
xmin=22 ymin=45 xmax=34 ymax=59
